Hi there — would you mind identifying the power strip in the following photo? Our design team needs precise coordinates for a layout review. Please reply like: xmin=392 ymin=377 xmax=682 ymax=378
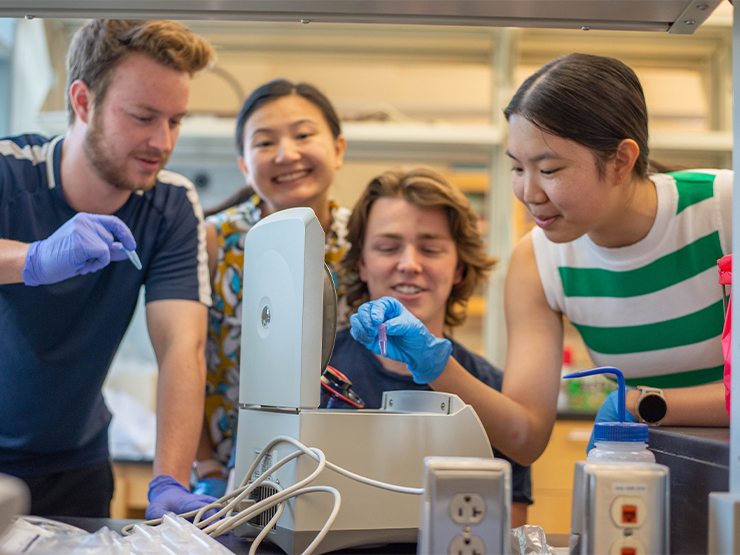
xmin=418 ymin=456 xmax=511 ymax=555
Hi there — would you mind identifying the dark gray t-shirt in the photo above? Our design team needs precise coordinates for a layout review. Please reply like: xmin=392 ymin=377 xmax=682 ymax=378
xmin=0 ymin=134 xmax=209 ymax=476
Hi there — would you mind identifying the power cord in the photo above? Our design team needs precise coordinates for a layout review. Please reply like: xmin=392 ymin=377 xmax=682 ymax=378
xmin=122 ymin=435 xmax=422 ymax=555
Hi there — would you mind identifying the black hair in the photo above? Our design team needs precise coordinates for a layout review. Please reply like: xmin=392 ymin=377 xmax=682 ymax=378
xmin=235 ymin=78 xmax=341 ymax=155
xmin=205 ymin=79 xmax=341 ymax=217
xmin=505 ymin=53 xmax=649 ymax=178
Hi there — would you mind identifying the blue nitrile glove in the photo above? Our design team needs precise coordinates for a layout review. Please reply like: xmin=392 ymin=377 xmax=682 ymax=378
xmin=145 ymin=474 xmax=218 ymax=521
xmin=23 ymin=213 xmax=136 ymax=286
xmin=350 ymin=296 xmax=452 ymax=384
xmin=192 ymin=477 xmax=227 ymax=498
xmin=587 ymin=390 xmax=639 ymax=452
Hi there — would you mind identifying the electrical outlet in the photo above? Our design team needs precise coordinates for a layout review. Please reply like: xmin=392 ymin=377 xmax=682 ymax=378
xmin=570 ymin=462 xmax=670 ymax=555
xmin=448 ymin=534 xmax=486 ymax=555
xmin=418 ymin=456 xmax=511 ymax=555
xmin=450 ymin=493 xmax=486 ymax=525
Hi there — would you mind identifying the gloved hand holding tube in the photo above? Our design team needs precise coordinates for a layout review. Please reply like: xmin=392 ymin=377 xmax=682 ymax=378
xmin=350 ymin=296 xmax=453 ymax=384
xmin=23 ymin=213 xmax=138 ymax=286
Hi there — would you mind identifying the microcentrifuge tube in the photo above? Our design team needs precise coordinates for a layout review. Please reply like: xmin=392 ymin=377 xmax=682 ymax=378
xmin=122 ymin=246 xmax=142 ymax=270
xmin=377 ymin=323 xmax=387 ymax=357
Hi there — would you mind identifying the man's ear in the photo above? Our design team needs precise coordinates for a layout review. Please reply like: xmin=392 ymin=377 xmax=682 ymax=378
xmin=68 ymin=80 xmax=94 ymax=125
xmin=613 ymin=139 xmax=641 ymax=183
xmin=453 ymin=261 xmax=465 ymax=285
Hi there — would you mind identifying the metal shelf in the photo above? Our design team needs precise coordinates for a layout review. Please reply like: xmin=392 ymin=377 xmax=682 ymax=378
xmin=34 ymin=112 xmax=723 ymax=166
xmin=0 ymin=1 xmax=723 ymax=34
xmin=173 ymin=119 xmax=503 ymax=165
xmin=650 ymin=130 xmax=732 ymax=151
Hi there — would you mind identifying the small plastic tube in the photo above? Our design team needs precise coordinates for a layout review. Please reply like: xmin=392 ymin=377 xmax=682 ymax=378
xmin=377 ymin=323 xmax=387 ymax=357
xmin=122 ymin=246 xmax=142 ymax=270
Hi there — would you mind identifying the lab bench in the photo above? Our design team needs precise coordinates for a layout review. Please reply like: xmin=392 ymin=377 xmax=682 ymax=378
xmin=55 ymin=517 xmax=568 ymax=554
xmin=55 ymin=516 xmax=411 ymax=554
xmin=105 ymin=423 xmax=726 ymax=553
xmin=648 ymin=426 xmax=730 ymax=555
xmin=530 ymin=417 xmax=731 ymax=554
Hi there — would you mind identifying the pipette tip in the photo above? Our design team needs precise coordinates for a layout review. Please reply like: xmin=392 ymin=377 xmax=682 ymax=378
xmin=122 ymin=247 xmax=142 ymax=270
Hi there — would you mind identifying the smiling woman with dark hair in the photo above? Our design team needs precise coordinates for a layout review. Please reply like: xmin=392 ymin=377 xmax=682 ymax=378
xmin=196 ymin=79 xmax=351 ymax=496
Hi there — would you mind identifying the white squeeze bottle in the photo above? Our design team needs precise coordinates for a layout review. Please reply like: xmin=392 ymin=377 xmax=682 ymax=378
xmin=564 ymin=366 xmax=655 ymax=463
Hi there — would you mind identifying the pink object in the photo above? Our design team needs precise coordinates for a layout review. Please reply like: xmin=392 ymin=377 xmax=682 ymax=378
xmin=562 ymin=345 xmax=573 ymax=365
xmin=377 ymin=323 xmax=387 ymax=357
xmin=718 ymin=255 xmax=732 ymax=417
xmin=719 ymin=254 xmax=732 ymax=285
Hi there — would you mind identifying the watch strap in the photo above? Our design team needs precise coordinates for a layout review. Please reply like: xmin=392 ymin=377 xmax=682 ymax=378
xmin=193 ymin=458 xmax=226 ymax=480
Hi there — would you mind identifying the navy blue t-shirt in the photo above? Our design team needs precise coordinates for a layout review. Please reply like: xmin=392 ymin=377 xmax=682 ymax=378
xmin=322 ymin=328 xmax=532 ymax=506
xmin=0 ymin=134 xmax=211 ymax=476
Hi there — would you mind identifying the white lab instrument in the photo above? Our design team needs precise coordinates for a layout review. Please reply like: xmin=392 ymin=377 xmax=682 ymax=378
xmin=234 ymin=207 xmax=495 ymax=555
xmin=569 ymin=461 xmax=670 ymax=555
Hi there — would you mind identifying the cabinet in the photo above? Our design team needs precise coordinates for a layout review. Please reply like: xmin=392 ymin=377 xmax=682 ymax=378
xmin=110 ymin=462 xmax=153 ymax=519
xmin=527 ymin=419 xmax=594 ymax=535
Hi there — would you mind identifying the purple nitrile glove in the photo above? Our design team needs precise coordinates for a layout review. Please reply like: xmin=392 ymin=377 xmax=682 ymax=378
xmin=350 ymin=296 xmax=452 ymax=384
xmin=22 ymin=213 xmax=136 ymax=286
xmin=145 ymin=474 xmax=218 ymax=521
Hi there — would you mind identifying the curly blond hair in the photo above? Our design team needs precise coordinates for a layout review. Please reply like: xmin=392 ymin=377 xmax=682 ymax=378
xmin=342 ymin=167 xmax=496 ymax=329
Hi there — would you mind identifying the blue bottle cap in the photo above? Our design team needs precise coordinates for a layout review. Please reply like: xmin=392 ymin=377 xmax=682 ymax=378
xmin=563 ymin=365 xmax=649 ymax=443
xmin=593 ymin=421 xmax=648 ymax=443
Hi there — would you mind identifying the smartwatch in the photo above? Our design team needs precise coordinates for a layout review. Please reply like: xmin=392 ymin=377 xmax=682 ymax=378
xmin=634 ymin=386 xmax=667 ymax=425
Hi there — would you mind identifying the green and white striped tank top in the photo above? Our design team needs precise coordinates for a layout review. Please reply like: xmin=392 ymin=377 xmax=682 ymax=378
xmin=531 ymin=170 xmax=733 ymax=388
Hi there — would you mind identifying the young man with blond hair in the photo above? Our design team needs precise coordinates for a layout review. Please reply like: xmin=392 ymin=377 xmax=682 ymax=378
xmin=0 ymin=19 xmax=217 ymax=519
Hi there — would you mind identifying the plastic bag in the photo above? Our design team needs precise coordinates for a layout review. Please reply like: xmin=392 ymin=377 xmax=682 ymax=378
xmin=0 ymin=514 xmax=232 ymax=555
xmin=510 ymin=525 xmax=568 ymax=555
xmin=0 ymin=516 xmax=87 ymax=554
xmin=718 ymin=254 xmax=732 ymax=416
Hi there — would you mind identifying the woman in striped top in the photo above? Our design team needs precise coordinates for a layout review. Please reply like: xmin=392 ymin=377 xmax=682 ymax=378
xmin=492 ymin=52 xmax=732 ymax=464
xmin=405 ymin=52 xmax=728 ymax=467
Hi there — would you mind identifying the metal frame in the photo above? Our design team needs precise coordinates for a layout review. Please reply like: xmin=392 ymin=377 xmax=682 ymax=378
xmin=0 ymin=1 xmax=736 ymax=551
xmin=0 ymin=1 xmax=723 ymax=34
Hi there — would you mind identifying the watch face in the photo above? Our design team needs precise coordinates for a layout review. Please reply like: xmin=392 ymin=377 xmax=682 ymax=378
xmin=639 ymin=393 xmax=667 ymax=423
